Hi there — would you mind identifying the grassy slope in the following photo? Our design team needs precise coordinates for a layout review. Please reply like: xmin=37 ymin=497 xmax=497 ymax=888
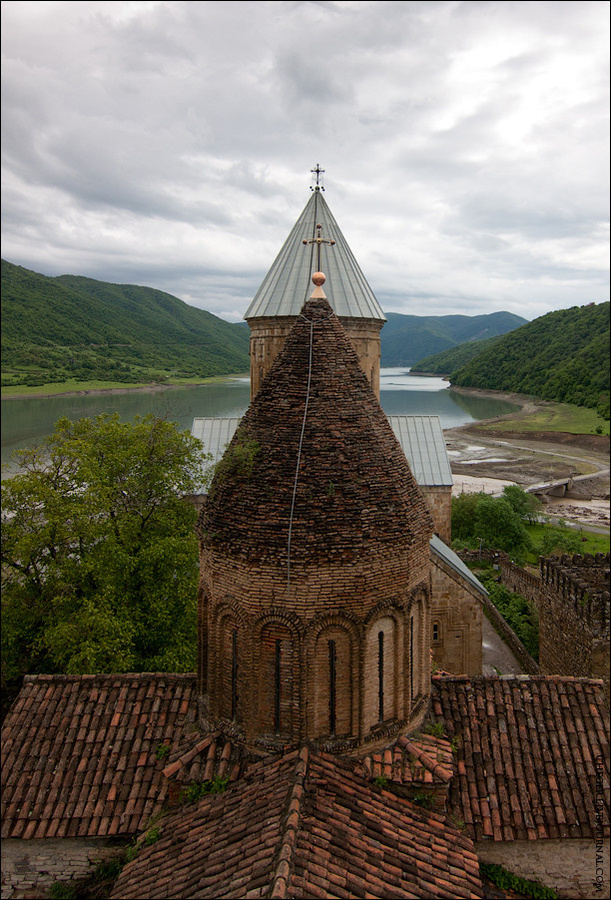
xmin=1 ymin=260 xmax=250 ymax=386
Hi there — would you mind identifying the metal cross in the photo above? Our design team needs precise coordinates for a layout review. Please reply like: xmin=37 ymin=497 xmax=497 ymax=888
xmin=310 ymin=164 xmax=325 ymax=191
xmin=302 ymin=223 xmax=335 ymax=271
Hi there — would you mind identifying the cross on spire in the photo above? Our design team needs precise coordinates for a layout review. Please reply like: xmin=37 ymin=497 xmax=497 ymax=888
xmin=310 ymin=164 xmax=325 ymax=191
xmin=302 ymin=223 xmax=335 ymax=272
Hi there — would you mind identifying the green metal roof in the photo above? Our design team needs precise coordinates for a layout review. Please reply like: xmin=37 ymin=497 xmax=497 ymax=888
xmin=244 ymin=190 xmax=385 ymax=322
xmin=192 ymin=414 xmax=451 ymax=488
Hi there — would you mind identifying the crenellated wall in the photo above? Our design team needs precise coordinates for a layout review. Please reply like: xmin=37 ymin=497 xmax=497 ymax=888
xmin=538 ymin=553 xmax=610 ymax=692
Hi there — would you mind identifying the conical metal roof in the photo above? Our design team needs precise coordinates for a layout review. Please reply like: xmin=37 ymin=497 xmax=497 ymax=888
xmin=244 ymin=190 xmax=386 ymax=321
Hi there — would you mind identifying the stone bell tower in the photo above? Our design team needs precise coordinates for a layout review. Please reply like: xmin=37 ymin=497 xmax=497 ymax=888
xmin=197 ymin=272 xmax=434 ymax=752
xmin=244 ymin=167 xmax=386 ymax=398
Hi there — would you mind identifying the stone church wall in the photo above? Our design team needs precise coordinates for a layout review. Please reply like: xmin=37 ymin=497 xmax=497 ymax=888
xmin=248 ymin=316 xmax=383 ymax=398
xmin=430 ymin=554 xmax=483 ymax=676
xmin=1 ymin=837 xmax=125 ymax=899
xmin=476 ymin=838 xmax=610 ymax=900
xmin=420 ymin=486 xmax=452 ymax=544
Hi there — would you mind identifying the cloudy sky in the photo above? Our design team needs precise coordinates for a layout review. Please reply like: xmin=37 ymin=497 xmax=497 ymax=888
xmin=1 ymin=1 xmax=609 ymax=323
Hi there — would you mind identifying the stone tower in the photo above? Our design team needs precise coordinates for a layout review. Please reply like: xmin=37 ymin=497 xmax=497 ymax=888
xmin=245 ymin=182 xmax=386 ymax=398
xmin=198 ymin=279 xmax=434 ymax=752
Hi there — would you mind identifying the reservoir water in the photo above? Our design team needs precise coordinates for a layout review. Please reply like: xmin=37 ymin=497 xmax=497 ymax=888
xmin=1 ymin=369 xmax=518 ymax=472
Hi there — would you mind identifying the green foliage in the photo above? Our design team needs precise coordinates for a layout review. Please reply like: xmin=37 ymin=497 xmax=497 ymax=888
xmin=381 ymin=310 xmax=527 ymax=367
xmin=423 ymin=722 xmax=446 ymax=738
xmin=1 ymin=413 xmax=209 ymax=685
xmin=181 ymin=777 xmax=229 ymax=803
xmin=1 ymin=259 xmax=250 ymax=387
xmin=48 ymin=883 xmax=78 ymax=900
xmin=480 ymin=863 xmax=558 ymax=899
xmin=502 ymin=485 xmax=542 ymax=524
xmin=538 ymin=525 xmax=584 ymax=558
xmin=452 ymin=302 xmax=610 ymax=417
xmin=409 ymin=790 xmax=435 ymax=810
xmin=209 ymin=431 xmax=259 ymax=494
xmin=525 ymin=523 xmax=609 ymax=560
xmin=451 ymin=492 xmax=532 ymax=563
xmin=411 ymin=334 xmax=504 ymax=374
xmin=478 ymin=574 xmax=539 ymax=659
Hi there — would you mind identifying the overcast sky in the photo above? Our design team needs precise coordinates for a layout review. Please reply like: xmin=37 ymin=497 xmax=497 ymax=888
xmin=1 ymin=1 xmax=609 ymax=323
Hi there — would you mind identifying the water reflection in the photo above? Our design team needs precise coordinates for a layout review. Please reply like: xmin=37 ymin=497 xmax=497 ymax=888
xmin=2 ymin=369 xmax=518 ymax=471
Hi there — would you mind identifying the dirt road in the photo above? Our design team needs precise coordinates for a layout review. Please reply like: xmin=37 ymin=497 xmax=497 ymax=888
xmin=443 ymin=389 xmax=610 ymax=531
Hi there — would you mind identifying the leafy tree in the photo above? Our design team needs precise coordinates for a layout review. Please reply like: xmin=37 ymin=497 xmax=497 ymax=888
xmin=502 ymin=485 xmax=542 ymax=524
xmin=539 ymin=524 xmax=583 ymax=557
xmin=451 ymin=492 xmax=486 ymax=544
xmin=1 ymin=414 xmax=209 ymax=689
xmin=452 ymin=492 xmax=532 ymax=562
xmin=474 ymin=496 xmax=532 ymax=563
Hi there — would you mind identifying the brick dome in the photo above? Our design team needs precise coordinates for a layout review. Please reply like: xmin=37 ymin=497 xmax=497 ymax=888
xmin=202 ymin=296 xmax=432 ymax=574
xmin=198 ymin=296 xmax=434 ymax=748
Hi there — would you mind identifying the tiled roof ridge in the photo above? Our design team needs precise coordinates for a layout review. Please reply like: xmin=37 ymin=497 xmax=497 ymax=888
xmin=267 ymin=746 xmax=310 ymax=899
xmin=396 ymin=734 xmax=454 ymax=783
xmin=432 ymin=673 xmax=606 ymax=685
xmin=21 ymin=672 xmax=196 ymax=684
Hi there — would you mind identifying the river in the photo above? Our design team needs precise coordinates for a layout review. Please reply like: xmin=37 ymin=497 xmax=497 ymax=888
xmin=1 ymin=369 xmax=518 ymax=473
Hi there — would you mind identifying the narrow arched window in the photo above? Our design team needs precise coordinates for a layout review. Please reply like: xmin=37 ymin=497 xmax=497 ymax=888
xmin=274 ymin=638 xmax=281 ymax=734
xmin=231 ymin=628 xmax=238 ymax=720
xmin=378 ymin=631 xmax=385 ymax=723
xmin=432 ymin=621 xmax=440 ymax=643
xmin=328 ymin=639 xmax=337 ymax=736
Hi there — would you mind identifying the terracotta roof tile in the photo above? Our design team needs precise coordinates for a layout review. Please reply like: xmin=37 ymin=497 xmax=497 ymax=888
xmin=111 ymin=748 xmax=482 ymax=899
xmin=431 ymin=675 xmax=610 ymax=843
xmin=1 ymin=673 xmax=248 ymax=840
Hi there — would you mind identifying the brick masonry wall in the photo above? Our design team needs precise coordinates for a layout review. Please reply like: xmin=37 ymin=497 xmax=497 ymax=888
xmin=477 ymin=838 xmax=610 ymax=900
xmin=430 ymin=555 xmax=483 ymax=676
xmin=539 ymin=554 xmax=610 ymax=693
xmin=1 ymin=837 xmax=125 ymax=899
xmin=420 ymin=486 xmax=452 ymax=544
xmin=248 ymin=316 xmax=383 ymax=398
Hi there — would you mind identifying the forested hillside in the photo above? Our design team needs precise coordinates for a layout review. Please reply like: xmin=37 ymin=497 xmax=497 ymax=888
xmin=451 ymin=302 xmax=610 ymax=418
xmin=1 ymin=260 xmax=250 ymax=387
xmin=410 ymin=335 xmax=502 ymax=374
xmin=381 ymin=310 xmax=527 ymax=366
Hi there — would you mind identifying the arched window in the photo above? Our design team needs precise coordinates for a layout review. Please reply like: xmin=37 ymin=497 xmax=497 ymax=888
xmin=365 ymin=616 xmax=397 ymax=731
xmin=259 ymin=623 xmax=295 ymax=739
xmin=312 ymin=625 xmax=353 ymax=738
xmin=432 ymin=620 xmax=441 ymax=644
xmin=218 ymin=618 xmax=240 ymax=722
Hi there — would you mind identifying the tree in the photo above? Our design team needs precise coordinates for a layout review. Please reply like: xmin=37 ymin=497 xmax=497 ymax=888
xmin=474 ymin=496 xmax=532 ymax=563
xmin=502 ymin=485 xmax=542 ymax=524
xmin=1 ymin=413 xmax=209 ymax=690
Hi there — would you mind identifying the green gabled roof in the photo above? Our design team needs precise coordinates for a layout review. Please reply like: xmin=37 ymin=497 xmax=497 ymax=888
xmin=244 ymin=189 xmax=385 ymax=322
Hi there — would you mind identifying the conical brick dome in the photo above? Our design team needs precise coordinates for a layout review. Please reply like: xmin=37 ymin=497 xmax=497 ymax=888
xmin=203 ymin=296 xmax=432 ymax=576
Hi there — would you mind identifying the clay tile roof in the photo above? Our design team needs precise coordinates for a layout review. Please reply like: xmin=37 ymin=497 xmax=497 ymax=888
xmin=431 ymin=675 xmax=610 ymax=843
xmin=110 ymin=747 xmax=483 ymax=900
xmin=358 ymin=733 xmax=455 ymax=786
xmin=1 ymin=673 xmax=250 ymax=840
xmin=202 ymin=296 xmax=433 ymax=565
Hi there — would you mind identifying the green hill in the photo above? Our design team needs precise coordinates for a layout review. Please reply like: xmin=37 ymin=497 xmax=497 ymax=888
xmin=1 ymin=260 xmax=251 ymax=388
xmin=410 ymin=335 xmax=504 ymax=374
xmin=380 ymin=310 xmax=527 ymax=366
xmin=451 ymin=302 xmax=610 ymax=418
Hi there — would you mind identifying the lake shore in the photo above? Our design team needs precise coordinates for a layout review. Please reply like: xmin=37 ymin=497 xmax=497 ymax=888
xmin=1 ymin=375 xmax=249 ymax=401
